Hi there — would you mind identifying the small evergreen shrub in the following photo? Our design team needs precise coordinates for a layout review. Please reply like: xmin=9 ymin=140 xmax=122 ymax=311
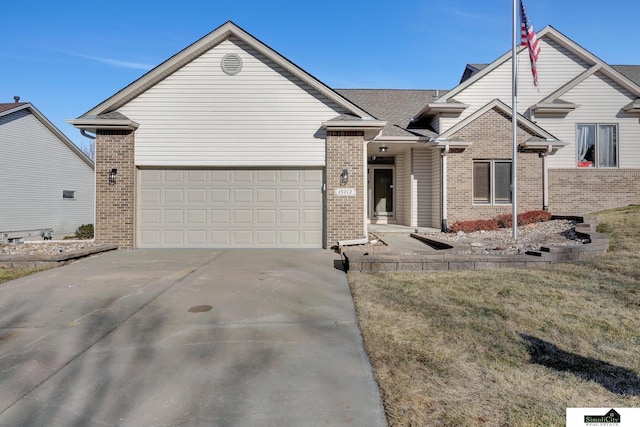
xmin=75 ymin=224 xmax=94 ymax=239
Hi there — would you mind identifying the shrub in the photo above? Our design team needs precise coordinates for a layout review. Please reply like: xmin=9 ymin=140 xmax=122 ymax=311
xmin=518 ymin=210 xmax=552 ymax=225
xmin=495 ymin=214 xmax=513 ymax=228
xmin=75 ymin=224 xmax=94 ymax=239
xmin=449 ymin=219 xmax=499 ymax=233
xmin=449 ymin=211 xmax=553 ymax=233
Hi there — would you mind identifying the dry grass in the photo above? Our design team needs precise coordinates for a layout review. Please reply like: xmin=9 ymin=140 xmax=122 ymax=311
xmin=349 ymin=205 xmax=640 ymax=426
xmin=0 ymin=267 xmax=51 ymax=285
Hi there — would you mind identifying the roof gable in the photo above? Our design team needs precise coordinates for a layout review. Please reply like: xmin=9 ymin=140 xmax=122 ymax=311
xmin=79 ymin=21 xmax=371 ymax=120
xmin=440 ymin=98 xmax=558 ymax=142
xmin=438 ymin=26 xmax=640 ymax=104
xmin=432 ymin=99 xmax=566 ymax=153
xmin=1 ymin=103 xmax=94 ymax=169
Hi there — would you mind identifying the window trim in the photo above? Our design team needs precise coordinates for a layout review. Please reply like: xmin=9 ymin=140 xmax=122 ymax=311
xmin=576 ymin=123 xmax=618 ymax=168
xmin=472 ymin=159 xmax=512 ymax=205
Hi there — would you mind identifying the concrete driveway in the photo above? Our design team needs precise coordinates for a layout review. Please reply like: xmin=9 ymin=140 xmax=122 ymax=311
xmin=0 ymin=249 xmax=386 ymax=426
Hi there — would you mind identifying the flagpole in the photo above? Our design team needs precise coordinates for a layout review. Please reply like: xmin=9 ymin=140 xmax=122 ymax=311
xmin=511 ymin=0 xmax=518 ymax=241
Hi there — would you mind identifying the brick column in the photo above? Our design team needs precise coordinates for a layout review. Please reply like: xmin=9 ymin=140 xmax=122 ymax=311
xmin=326 ymin=131 xmax=367 ymax=247
xmin=95 ymin=130 xmax=135 ymax=249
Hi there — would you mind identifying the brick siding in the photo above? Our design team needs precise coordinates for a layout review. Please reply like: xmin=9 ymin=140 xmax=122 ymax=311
xmin=326 ymin=131 xmax=366 ymax=246
xmin=95 ymin=130 xmax=135 ymax=249
xmin=549 ymin=169 xmax=640 ymax=215
xmin=446 ymin=108 xmax=544 ymax=223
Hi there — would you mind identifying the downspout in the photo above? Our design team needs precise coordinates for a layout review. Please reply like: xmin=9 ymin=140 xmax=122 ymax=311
xmin=80 ymin=129 xmax=96 ymax=140
xmin=78 ymin=129 xmax=97 ymax=243
xmin=441 ymin=145 xmax=450 ymax=232
xmin=541 ymin=145 xmax=552 ymax=211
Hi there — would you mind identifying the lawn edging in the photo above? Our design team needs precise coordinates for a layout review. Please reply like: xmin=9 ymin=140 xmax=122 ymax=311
xmin=0 ymin=244 xmax=118 ymax=268
xmin=344 ymin=215 xmax=609 ymax=272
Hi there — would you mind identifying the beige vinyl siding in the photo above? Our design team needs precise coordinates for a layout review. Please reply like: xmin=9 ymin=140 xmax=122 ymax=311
xmin=430 ymin=148 xmax=441 ymax=229
xmin=440 ymin=38 xmax=591 ymax=133
xmin=412 ymin=148 xmax=435 ymax=227
xmin=394 ymin=151 xmax=409 ymax=226
xmin=119 ymin=37 xmax=348 ymax=167
xmin=542 ymin=72 xmax=640 ymax=168
xmin=0 ymin=110 xmax=94 ymax=238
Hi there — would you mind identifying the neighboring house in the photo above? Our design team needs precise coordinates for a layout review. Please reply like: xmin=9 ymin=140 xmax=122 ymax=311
xmin=69 ymin=21 xmax=640 ymax=249
xmin=1 ymin=100 xmax=94 ymax=241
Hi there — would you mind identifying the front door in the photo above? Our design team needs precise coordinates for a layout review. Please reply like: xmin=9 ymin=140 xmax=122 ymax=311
xmin=370 ymin=167 xmax=394 ymax=221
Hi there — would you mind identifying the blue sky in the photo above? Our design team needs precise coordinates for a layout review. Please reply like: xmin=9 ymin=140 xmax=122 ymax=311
xmin=2 ymin=0 xmax=638 ymax=150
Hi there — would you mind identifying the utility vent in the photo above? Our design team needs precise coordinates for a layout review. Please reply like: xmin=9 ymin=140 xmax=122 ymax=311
xmin=221 ymin=53 xmax=242 ymax=75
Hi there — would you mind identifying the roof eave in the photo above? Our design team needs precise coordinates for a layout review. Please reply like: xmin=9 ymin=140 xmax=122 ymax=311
xmin=374 ymin=135 xmax=433 ymax=143
xmin=322 ymin=120 xmax=387 ymax=141
xmin=321 ymin=120 xmax=387 ymax=129
xmin=520 ymin=138 xmax=568 ymax=154
xmin=531 ymin=102 xmax=579 ymax=114
xmin=623 ymin=99 xmax=640 ymax=113
xmin=415 ymin=102 xmax=469 ymax=120
xmin=427 ymin=138 xmax=474 ymax=151
xmin=68 ymin=119 xmax=140 ymax=132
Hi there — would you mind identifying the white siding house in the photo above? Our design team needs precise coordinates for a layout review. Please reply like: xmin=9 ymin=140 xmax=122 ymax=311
xmin=70 ymin=21 xmax=639 ymax=247
xmin=0 ymin=102 xmax=94 ymax=241
xmin=119 ymin=37 xmax=348 ymax=168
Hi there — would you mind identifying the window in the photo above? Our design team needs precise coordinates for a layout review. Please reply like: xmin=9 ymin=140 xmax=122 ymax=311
xmin=577 ymin=124 xmax=618 ymax=168
xmin=473 ymin=160 xmax=512 ymax=204
xmin=63 ymin=190 xmax=76 ymax=200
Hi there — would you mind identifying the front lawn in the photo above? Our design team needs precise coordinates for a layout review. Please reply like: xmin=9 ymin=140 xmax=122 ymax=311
xmin=349 ymin=205 xmax=640 ymax=426
xmin=0 ymin=267 xmax=51 ymax=285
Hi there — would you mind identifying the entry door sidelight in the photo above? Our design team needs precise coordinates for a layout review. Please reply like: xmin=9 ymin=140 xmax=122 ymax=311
xmin=373 ymin=168 xmax=394 ymax=218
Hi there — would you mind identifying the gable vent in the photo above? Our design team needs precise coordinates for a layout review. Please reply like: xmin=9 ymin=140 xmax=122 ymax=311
xmin=221 ymin=53 xmax=242 ymax=75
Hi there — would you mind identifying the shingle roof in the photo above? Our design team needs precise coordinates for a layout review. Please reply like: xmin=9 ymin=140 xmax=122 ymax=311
xmin=0 ymin=102 xmax=27 ymax=114
xmin=612 ymin=65 xmax=640 ymax=86
xmin=335 ymin=89 xmax=446 ymax=138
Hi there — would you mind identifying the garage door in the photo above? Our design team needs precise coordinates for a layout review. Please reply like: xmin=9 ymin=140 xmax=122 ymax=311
xmin=138 ymin=169 xmax=323 ymax=248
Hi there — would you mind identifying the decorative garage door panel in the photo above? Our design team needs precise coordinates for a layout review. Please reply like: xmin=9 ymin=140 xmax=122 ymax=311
xmin=138 ymin=169 xmax=323 ymax=248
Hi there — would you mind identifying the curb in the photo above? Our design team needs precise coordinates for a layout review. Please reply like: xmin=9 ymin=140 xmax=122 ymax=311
xmin=0 ymin=244 xmax=119 ymax=268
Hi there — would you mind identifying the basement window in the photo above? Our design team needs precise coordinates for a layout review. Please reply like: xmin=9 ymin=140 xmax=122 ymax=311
xmin=63 ymin=190 xmax=76 ymax=200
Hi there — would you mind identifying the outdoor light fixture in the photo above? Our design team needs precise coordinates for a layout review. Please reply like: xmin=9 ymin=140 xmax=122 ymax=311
xmin=340 ymin=168 xmax=349 ymax=185
xmin=379 ymin=145 xmax=388 ymax=153
xmin=109 ymin=168 xmax=117 ymax=185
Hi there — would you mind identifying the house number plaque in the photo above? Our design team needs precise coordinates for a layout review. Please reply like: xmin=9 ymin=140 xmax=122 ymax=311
xmin=335 ymin=188 xmax=356 ymax=196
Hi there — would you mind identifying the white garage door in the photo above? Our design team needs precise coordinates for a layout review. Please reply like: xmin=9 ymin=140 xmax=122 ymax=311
xmin=138 ymin=169 xmax=323 ymax=248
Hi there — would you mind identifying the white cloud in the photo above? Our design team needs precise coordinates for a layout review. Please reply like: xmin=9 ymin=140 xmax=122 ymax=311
xmin=60 ymin=50 xmax=154 ymax=70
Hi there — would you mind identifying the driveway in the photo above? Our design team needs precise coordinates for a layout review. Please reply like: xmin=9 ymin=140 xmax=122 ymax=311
xmin=0 ymin=249 xmax=387 ymax=426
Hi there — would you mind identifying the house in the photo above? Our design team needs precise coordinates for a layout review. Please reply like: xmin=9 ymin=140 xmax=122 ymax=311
xmin=417 ymin=26 xmax=640 ymax=229
xmin=69 ymin=21 xmax=640 ymax=249
xmin=1 ymin=100 xmax=94 ymax=241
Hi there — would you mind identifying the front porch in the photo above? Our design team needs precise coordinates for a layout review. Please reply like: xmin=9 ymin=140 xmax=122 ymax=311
xmin=366 ymin=140 xmax=441 ymax=230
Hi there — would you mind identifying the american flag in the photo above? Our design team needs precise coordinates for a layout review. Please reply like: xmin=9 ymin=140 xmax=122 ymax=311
xmin=520 ymin=0 xmax=541 ymax=88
